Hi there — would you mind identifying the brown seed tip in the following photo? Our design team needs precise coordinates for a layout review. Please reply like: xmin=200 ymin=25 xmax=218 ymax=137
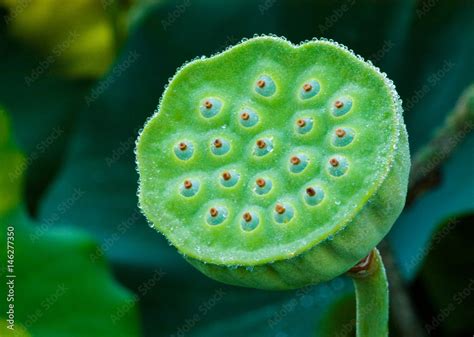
xmin=183 ymin=180 xmax=192 ymax=189
xmin=297 ymin=119 xmax=306 ymax=128
xmin=329 ymin=158 xmax=339 ymax=167
xmin=335 ymin=128 xmax=346 ymax=138
xmin=178 ymin=142 xmax=187 ymax=151
xmin=243 ymin=212 xmax=252 ymax=222
xmin=214 ymin=139 xmax=222 ymax=148
xmin=257 ymin=80 xmax=266 ymax=88
xmin=240 ymin=112 xmax=250 ymax=120
xmin=275 ymin=204 xmax=286 ymax=214
xmin=303 ymin=83 xmax=312 ymax=92
xmin=306 ymin=187 xmax=316 ymax=197
xmin=256 ymin=178 xmax=266 ymax=187
xmin=256 ymin=139 xmax=266 ymax=149
xmin=334 ymin=100 xmax=344 ymax=109
xmin=290 ymin=156 xmax=301 ymax=165
xmin=209 ymin=207 xmax=218 ymax=217
xmin=222 ymin=171 xmax=231 ymax=181
xmin=204 ymin=100 xmax=213 ymax=109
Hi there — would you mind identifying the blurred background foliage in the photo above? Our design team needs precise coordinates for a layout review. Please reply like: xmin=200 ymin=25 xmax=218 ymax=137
xmin=0 ymin=0 xmax=472 ymax=337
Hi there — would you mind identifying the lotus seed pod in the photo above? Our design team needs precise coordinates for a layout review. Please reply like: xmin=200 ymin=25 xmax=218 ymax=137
xmin=136 ymin=36 xmax=410 ymax=290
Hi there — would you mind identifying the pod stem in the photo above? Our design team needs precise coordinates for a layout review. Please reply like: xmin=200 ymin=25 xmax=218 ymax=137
xmin=348 ymin=248 xmax=389 ymax=337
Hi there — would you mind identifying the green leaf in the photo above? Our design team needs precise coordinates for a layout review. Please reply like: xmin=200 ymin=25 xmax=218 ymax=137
xmin=0 ymin=108 xmax=140 ymax=337
xmin=0 ymin=207 xmax=141 ymax=337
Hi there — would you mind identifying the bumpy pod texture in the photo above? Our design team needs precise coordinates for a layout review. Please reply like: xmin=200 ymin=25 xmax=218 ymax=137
xmin=136 ymin=36 xmax=410 ymax=290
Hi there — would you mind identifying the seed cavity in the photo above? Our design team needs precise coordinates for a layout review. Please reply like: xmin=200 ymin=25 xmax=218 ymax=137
xmin=200 ymin=97 xmax=222 ymax=118
xmin=332 ymin=97 xmax=353 ymax=117
xmin=327 ymin=155 xmax=349 ymax=177
xmin=241 ymin=211 xmax=259 ymax=231
xmin=289 ymin=154 xmax=309 ymax=173
xmin=304 ymin=186 xmax=325 ymax=206
xmin=255 ymin=75 xmax=276 ymax=97
xmin=332 ymin=127 xmax=355 ymax=147
xmin=300 ymin=79 xmax=320 ymax=99
xmin=254 ymin=177 xmax=272 ymax=195
xmin=220 ymin=170 xmax=240 ymax=187
xmin=273 ymin=203 xmax=295 ymax=223
xmin=174 ymin=141 xmax=194 ymax=160
xmin=211 ymin=138 xmax=230 ymax=156
xmin=180 ymin=179 xmax=200 ymax=197
xmin=254 ymin=138 xmax=273 ymax=157
xmin=295 ymin=117 xmax=313 ymax=135
xmin=239 ymin=108 xmax=259 ymax=128
xmin=206 ymin=206 xmax=228 ymax=225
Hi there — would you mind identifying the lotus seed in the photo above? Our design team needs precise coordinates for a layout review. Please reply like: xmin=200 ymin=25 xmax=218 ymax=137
xmin=304 ymin=186 xmax=325 ymax=206
xmin=254 ymin=177 xmax=272 ymax=195
xmin=211 ymin=138 xmax=230 ymax=155
xmin=207 ymin=206 xmax=228 ymax=225
xmin=241 ymin=211 xmax=259 ymax=231
xmin=200 ymin=97 xmax=222 ymax=118
xmin=273 ymin=203 xmax=295 ymax=223
xmin=180 ymin=179 xmax=200 ymax=197
xmin=254 ymin=138 xmax=273 ymax=156
xmin=333 ymin=127 xmax=355 ymax=147
xmin=300 ymin=79 xmax=320 ymax=99
xmin=327 ymin=156 xmax=349 ymax=177
xmin=239 ymin=109 xmax=259 ymax=128
xmin=289 ymin=154 xmax=308 ymax=173
xmin=220 ymin=170 xmax=240 ymax=187
xmin=255 ymin=75 xmax=276 ymax=97
xmin=332 ymin=97 xmax=353 ymax=117
xmin=174 ymin=141 xmax=194 ymax=160
xmin=295 ymin=117 xmax=313 ymax=134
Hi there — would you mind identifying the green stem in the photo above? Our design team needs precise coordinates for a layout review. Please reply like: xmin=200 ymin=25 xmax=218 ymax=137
xmin=348 ymin=248 xmax=389 ymax=337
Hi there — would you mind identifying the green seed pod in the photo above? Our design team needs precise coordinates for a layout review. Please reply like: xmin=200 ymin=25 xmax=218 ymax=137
xmin=136 ymin=36 xmax=410 ymax=290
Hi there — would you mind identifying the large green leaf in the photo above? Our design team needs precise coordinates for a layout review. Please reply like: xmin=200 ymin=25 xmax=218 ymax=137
xmin=0 ymin=109 xmax=140 ymax=337
xmin=0 ymin=207 xmax=141 ymax=337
